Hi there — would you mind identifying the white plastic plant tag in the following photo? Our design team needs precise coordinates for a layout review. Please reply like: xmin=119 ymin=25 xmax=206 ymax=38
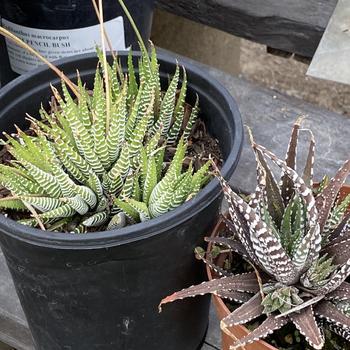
xmin=2 ymin=17 xmax=126 ymax=74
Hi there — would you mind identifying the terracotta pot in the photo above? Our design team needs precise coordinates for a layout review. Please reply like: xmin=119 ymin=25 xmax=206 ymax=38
xmin=206 ymin=184 xmax=350 ymax=350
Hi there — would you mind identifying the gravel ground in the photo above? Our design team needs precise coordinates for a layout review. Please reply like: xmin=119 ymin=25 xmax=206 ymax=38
xmin=240 ymin=40 xmax=350 ymax=116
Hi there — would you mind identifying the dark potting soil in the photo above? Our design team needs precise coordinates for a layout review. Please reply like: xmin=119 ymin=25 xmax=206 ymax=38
xmin=211 ymin=223 xmax=350 ymax=350
xmin=0 ymin=102 xmax=222 ymax=232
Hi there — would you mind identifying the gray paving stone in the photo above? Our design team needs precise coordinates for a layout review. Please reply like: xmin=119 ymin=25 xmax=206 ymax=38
xmin=202 ymin=303 xmax=220 ymax=349
xmin=209 ymin=69 xmax=350 ymax=195
xmin=0 ymin=254 xmax=34 ymax=350
xmin=0 ymin=56 xmax=349 ymax=349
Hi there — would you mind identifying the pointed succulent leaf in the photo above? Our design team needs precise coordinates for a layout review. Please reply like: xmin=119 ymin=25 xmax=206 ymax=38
xmin=152 ymin=65 xmax=179 ymax=137
xmin=222 ymin=293 xmax=263 ymax=327
xmin=281 ymin=117 xmax=302 ymax=205
xmin=86 ymin=171 xmax=104 ymax=201
xmin=215 ymin=171 xmax=297 ymax=284
xmin=167 ymin=67 xmax=187 ymax=144
xmin=76 ymin=75 xmax=92 ymax=129
xmin=114 ymin=198 xmax=139 ymax=222
xmin=191 ymin=160 xmax=211 ymax=195
xmin=314 ymin=258 xmax=350 ymax=295
xmin=322 ymin=237 xmax=350 ymax=266
xmin=316 ymin=160 xmax=350 ymax=234
xmin=21 ymin=160 xmax=63 ymax=198
xmin=82 ymin=211 xmax=108 ymax=227
xmin=326 ymin=282 xmax=350 ymax=301
xmin=229 ymin=314 xmax=288 ymax=349
xmin=0 ymin=165 xmax=44 ymax=196
xmin=129 ymin=93 xmax=154 ymax=162
xmin=329 ymin=213 xmax=350 ymax=242
xmin=108 ymin=144 xmax=130 ymax=193
xmin=125 ymin=83 xmax=144 ymax=140
xmin=63 ymin=195 xmax=89 ymax=215
xmin=0 ymin=197 xmax=27 ymax=211
xmin=142 ymin=156 xmax=157 ymax=205
xmin=160 ymin=272 xmax=259 ymax=309
xmin=315 ymin=301 xmax=350 ymax=338
xmin=119 ymin=170 xmax=134 ymax=199
xmin=215 ymin=290 xmax=252 ymax=304
xmin=127 ymin=49 xmax=138 ymax=101
xmin=183 ymin=95 xmax=199 ymax=142
xmin=289 ymin=306 xmax=324 ymax=350
xmin=251 ymin=141 xmax=284 ymax=227
xmin=126 ymin=198 xmax=150 ymax=222
xmin=302 ymin=130 xmax=316 ymax=187
xmin=323 ymin=194 xmax=350 ymax=239
xmin=168 ymin=170 xmax=193 ymax=210
xmin=106 ymin=81 xmax=127 ymax=163
xmin=149 ymin=137 xmax=186 ymax=206
xmin=254 ymin=144 xmax=321 ymax=273
xmin=20 ymin=196 xmax=62 ymax=212
xmin=39 ymin=203 xmax=76 ymax=220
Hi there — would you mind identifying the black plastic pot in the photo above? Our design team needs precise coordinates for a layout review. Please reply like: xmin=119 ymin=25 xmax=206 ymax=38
xmin=0 ymin=52 xmax=243 ymax=350
xmin=0 ymin=0 xmax=155 ymax=85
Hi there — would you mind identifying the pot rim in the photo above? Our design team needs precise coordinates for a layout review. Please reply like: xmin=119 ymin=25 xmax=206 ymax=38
xmin=0 ymin=51 xmax=243 ymax=249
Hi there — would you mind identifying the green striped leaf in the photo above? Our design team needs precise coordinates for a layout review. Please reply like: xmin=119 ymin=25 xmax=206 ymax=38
xmin=152 ymin=65 xmax=179 ymax=137
xmin=143 ymin=156 xmax=157 ymax=205
xmin=149 ymin=137 xmax=186 ymax=205
xmin=108 ymin=145 xmax=130 ymax=193
xmin=83 ymin=211 xmax=108 ymax=227
xmin=0 ymin=197 xmax=27 ymax=211
xmin=114 ymin=198 xmax=139 ymax=222
xmin=127 ymin=49 xmax=138 ymax=102
xmin=191 ymin=160 xmax=211 ymax=195
xmin=107 ymin=81 xmax=127 ymax=163
xmin=63 ymin=195 xmax=89 ymax=215
xmin=167 ymin=67 xmax=187 ymax=144
xmin=39 ymin=203 xmax=76 ymax=220
xmin=183 ymin=95 xmax=199 ymax=141
xmin=126 ymin=198 xmax=150 ymax=222
xmin=21 ymin=196 xmax=62 ymax=212
xmin=129 ymin=94 xmax=154 ymax=163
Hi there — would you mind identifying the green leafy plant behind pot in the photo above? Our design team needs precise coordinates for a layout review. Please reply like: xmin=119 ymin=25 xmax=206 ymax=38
xmin=0 ymin=1 xmax=212 ymax=233
xmin=160 ymin=118 xmax=350 ymax=349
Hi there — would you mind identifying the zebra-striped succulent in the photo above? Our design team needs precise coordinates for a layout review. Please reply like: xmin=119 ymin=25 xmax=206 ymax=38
xmin=160 ymin=119 xmax=350 ymax=349
xmin=0 ymin=16 xmax=211 ymax=232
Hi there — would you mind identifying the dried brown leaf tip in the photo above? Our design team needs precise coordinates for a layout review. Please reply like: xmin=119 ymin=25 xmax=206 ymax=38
xmin=161 ymin=119 xmax=350 ymax=348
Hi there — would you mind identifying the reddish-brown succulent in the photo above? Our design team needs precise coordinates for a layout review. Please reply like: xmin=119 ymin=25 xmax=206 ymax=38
xmin=160 ymin=119 xmax=350 ymax=349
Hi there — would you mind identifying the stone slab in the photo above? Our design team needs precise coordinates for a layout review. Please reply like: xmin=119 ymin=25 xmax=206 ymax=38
xmin=308 ymin=0 xmax=350 ymax=85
